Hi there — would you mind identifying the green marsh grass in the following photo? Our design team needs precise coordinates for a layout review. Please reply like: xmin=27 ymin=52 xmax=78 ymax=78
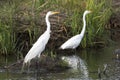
xmin=0 ymin=20 xmax=16 ymax=55
xmin=0 ymin=1 xmax=16 ymax=55
xmin=84 ymin=0 xmax=112 ymax=47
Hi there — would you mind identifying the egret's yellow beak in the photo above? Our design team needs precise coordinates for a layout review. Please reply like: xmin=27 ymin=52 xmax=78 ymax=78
xmin=52 ymin=12 xmax=59 ymax=15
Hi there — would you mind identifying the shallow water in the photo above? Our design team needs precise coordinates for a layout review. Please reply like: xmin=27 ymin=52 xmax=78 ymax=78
xmin=0 ymin=46 xmax=120 ymax=80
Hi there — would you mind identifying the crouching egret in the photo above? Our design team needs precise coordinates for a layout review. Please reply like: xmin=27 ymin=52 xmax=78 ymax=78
xmin=22 ymin=11 xmax=59 ymax=71
xmin=60 ymin=10 xmax=91 ymax=50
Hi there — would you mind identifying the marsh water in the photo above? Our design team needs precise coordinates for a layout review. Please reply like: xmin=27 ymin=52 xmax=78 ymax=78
xmin=0 ymin=45 xmax=120 ymax=80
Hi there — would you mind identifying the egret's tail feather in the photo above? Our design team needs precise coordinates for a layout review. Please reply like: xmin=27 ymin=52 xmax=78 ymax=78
xmin=59 ymin=46 xmax=63 ymax=50
xmin=59 ymin=47 xmax=61 ymax=50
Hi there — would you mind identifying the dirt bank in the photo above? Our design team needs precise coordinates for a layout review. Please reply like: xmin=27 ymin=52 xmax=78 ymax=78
xmin=108 ymin=0 xmax=120 ymax=41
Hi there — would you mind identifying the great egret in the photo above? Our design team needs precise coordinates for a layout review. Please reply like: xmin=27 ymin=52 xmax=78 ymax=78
xmin=60 ymin=10 xmax=91 ymax=50
xmin=22 ymin=11 xmax=59 ymax=70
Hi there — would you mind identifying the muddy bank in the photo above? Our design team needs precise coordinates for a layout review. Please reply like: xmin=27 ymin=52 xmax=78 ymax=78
xmin=108 ymin=0 xmax=120 ymax=41
xmin=109 ymin=11 xmax=120 ymax=41
xmin=1 ymin=55 xmax=70 ymax=74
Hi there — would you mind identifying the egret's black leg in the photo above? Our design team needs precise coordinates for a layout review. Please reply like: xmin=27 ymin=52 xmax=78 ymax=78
xmin=35 ymin=60 xmax=38 ymax=74
xmin=35 ymin=58 xmax=39 ymax=80
xmin=75 ymin=49 xmax=77 ymax=54
xmin=27 ymin=62 xmax=30 ymax=73
xmin=36 ymin=57 xmax=40 ymax=74
xmin=34 ymin=57 xmax=41 ymax=79
xmin=21 ymin=63 xmax=25 ymax=73
xmin=36 ymin=58 xmax=38 ymax=73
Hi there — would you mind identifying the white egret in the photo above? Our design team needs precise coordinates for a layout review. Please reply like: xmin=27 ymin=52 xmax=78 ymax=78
xmin=60 ymin=10 xmax=91 ymax=50
xmin=22 ymin=11 xmax=59 ymax=70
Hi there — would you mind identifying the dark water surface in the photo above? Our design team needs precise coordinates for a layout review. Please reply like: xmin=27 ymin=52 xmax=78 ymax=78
xmin=0 ymin=46 xmax=120 ymax=80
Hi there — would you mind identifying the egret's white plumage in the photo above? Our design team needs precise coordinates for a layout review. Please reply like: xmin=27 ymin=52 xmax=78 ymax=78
xmin=22 ymin=11 xmax=59 ymax=68
xmin=60 ymin=10 xmax=91 ymax=49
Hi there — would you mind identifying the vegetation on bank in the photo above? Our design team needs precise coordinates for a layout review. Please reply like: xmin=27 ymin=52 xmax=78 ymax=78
xmin=0 ymin=0 xmax=112 ymax=55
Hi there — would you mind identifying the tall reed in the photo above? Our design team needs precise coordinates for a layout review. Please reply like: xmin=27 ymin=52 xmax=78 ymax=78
xmin=0 ymin=0 xmax=17 ymax=55
xmin=0 ymin=20 xmax=16 ymax=55
xmin=83 ymin=0 xmax=112 ymax=47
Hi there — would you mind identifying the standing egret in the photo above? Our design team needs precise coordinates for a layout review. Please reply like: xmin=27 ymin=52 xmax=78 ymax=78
xmin=60 ymin=10 xmax=91 ymax=50
xmin=22 ymin=11 xmax=59 ymax=70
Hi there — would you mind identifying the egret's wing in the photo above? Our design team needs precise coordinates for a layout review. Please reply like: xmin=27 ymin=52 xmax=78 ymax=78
xmin=60 ymin=35 xmax=78 ymax=49
xmin=24 ymin=31 xmax=50 ymax=63
xmin=60 ymin=34 xmax=83 ymax=49
xmin=24 ymin=39 xmax=45 ymax=63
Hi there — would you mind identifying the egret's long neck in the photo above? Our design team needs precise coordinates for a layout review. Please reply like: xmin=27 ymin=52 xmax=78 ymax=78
xmin=46 ymin=14 xmax=51 ymax=32
xmin=80 ymin=12 xmax=87 ymax=35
